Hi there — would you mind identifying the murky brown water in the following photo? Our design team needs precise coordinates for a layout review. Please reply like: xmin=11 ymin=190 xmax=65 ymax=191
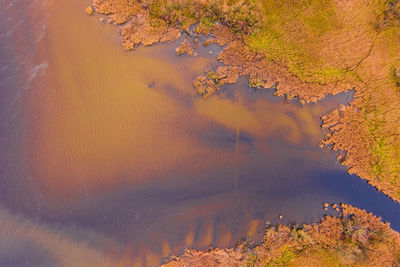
xmin=1 ymin=0 xmax=400 ymax=266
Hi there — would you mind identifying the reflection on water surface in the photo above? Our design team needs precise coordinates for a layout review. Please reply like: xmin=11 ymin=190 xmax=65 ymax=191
xmin=1 ymin=0 xmax=400 ymax=266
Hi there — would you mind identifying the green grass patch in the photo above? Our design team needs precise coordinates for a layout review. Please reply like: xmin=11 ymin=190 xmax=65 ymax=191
xmin=364 ymin=104 xmax=400 ymax=186
xmin=265 ymin=246 xmax=296 ymax=266
xmin=391 ymin=66 xmax=400 ymax=88
xmin=245 ymin=0 xmax=347 ymax=84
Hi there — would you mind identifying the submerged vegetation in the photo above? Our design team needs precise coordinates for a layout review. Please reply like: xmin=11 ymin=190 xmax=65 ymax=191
xmin=89 ymin=0 xmax=400 ymax=203
xmin=163 ymin=205 xmax=400 ymax=266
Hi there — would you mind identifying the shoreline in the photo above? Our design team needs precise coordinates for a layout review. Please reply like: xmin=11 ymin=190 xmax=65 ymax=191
xmin=87 ymin=0 xmax=400 ymax=203
xmin=162 ymin=204 xmax=400 ymax=266
xmin=85 ymin=0 xmax=400 ymax=263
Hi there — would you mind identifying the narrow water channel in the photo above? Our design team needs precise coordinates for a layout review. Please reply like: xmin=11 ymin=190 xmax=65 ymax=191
xmin=1 ymin=0 xmax=399 ymax=266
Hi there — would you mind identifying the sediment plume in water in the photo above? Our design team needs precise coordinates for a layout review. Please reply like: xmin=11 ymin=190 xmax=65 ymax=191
xmin=1 ymin=0 xmax=400 ymax=266
xmin=88 ymin=0 xmax=400 ymax=203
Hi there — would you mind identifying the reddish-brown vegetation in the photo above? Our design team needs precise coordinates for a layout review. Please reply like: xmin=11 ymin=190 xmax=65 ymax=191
xmin=163 ymin=205 xmax=400 ymax=266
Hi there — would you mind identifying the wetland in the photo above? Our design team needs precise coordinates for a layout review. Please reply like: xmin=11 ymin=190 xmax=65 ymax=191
xmin=0 ymin=0 xmax=400 ymax=266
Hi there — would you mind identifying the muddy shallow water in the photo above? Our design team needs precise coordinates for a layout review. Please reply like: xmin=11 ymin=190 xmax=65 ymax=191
xmin=1 ymin=0 xmax=400 ymax=266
